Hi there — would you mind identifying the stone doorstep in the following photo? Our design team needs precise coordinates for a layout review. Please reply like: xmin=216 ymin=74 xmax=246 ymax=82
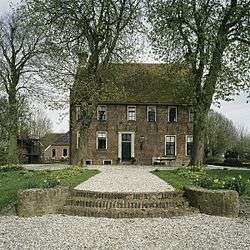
xmin=57 ymin=189 xmax=196 ymax=218
xmin=70 ymin=189 xmax=184 ymax=200
xmin=65 ymin=197 xmax=189 ymax=209
xmin=58 ymin=206 xmax=198 ymax=219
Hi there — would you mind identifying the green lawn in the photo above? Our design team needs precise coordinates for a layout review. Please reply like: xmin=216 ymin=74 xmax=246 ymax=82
xmin=0 ymin=167 xmax=99 ymax=209
xmin=153 ymin=169 xmax=250 ymax=197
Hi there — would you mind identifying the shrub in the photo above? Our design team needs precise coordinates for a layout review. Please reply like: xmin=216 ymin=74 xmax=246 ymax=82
xmin=194 ymin=176 xmax=214 ymax=189
xmin=205 ymin=155 xmax=224 ymax=164
xmin=0 ymin=164 xmax=23 ymax=172
xmin=193 ymin=175 xmax=249 ymax=195
xmin=224 ymin=176 xmax=249 ymax=195
xmin=176 ymin=165 xmax=206 ymax=180
xmin=41 ymin=177 xmax=61 ymax=188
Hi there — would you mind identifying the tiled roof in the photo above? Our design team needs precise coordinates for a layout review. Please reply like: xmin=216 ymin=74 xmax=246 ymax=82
xmin=41 ymin=132 xmax=69 ymax=147
xmin=52 ymin=132 xmax=70 ymax=146
xmin=97 ymin=63 xmax=193 ymax=104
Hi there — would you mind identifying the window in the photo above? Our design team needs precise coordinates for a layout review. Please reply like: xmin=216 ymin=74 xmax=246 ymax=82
xmin=97 ymin=131 xmax=107 ymax=150
xmin=165 ymin=135 xmax=176 ymax=156
xmin=103 ymin=160 xmax=112 ymax=165
xmin=147 ymin=106 xmax=156 ymax=122
xmin=189 ymin=109 xmax=194 ymax=122
xmin=76 ymin=131 xmax=80 ymax=149
xmin=52 ymin=148 xmax=56 ymax=158
xmin=75 ymin=106 xmax=81 ymax=120
xmin=186 ymin=135 xmax=193 ymax=156
xmin=85 ymin=160 xmax=92 ymax=165
xmin=97 ymin=106 xmax=107 ymax=121
xmin=63 ymin=148 xmax=68 ymax=157
xmin=168 ymin=106 xmax=177 ymax=122
xmin=127 ymin=106 xmax=136 ymax=121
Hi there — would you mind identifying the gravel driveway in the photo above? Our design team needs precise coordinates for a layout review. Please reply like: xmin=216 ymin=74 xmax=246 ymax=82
xmin=76 ymin=165 xmax=174 ymax=192
xmin=0 ymin=214 xmax=249 ymax=249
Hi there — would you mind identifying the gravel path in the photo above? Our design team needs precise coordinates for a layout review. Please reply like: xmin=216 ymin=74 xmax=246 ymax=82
xmin=76 ymin=166 xmax=174 ymax=192
xmin=0 ymin=214 xmax=249 ymax=249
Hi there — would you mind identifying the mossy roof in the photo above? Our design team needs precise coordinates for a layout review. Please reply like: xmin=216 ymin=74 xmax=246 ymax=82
xmin=40 ymin=132 xmax=69 ymax=148
xmin=100 ymin=63 xmax=194 ymax=105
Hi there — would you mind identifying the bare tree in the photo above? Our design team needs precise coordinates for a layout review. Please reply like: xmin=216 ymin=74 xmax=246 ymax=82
xmin=0 ymin=7 xmax=49 ymax=163
xmin=27 ymin=109 xmax=53 ymax=139
xmin=27 ymin=0 xmax=141 ymax=164
xmin=148 ymin=0 xmax=250 ymax=165
xmin=204 ymin=110 xmax=238 ymax=160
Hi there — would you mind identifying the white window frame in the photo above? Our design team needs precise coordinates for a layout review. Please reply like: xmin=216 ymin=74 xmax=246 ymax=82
xmin=165 ymin=135 xmax=177 ymax=156
xmin=168 ymin=106 xmax=178 ymax=122
xmin=97 ymin=105 xmax=107 ymax=121
xmin=127 ymin=106 xmax=136 ymax=121
xmin=76 ymin=131 xmax=80 ymax=149
xmin=75 ymin=106 xmax=81 ymax=120
xmin=189 ymin=109 xmax=194 ymax=123
xmin=118 ymin=132 xmax=135 ymax=159
xmin=147 ymin=106 xmax=156 ymax=122
xmin=186 ymin=135 xmax=193 ymax=156
xmin=96 ymin=131 xmax=107 ymax=150
xmin=102 ymin=160 xmax=112 ymax=165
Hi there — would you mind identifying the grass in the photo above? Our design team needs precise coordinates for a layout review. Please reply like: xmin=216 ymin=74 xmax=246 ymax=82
xmin=0 ymin=166 xmax=99 ymax=210
xmin=153 ymin=169 xmax=250 ymax=197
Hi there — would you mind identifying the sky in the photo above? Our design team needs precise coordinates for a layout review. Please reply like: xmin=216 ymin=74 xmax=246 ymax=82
xmin=0 ymin=0 xmax=250 ymax=133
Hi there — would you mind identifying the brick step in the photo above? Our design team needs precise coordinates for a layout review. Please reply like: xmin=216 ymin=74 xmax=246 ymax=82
xmin=65 ymin=197 xmax=189 ymax=209
xmin=71 ymin=190 xmax=184 ymax=200
xmin=58 ymin=205 xmax=198 ymax=218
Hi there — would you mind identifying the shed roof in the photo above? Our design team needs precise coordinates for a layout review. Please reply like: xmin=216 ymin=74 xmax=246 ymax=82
xmin=41 ymin=132 xmax=69 ymax=148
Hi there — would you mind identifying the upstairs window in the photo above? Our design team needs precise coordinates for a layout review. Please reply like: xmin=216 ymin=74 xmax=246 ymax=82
xmin=127 ymin=106 xmax=136 ymax=121
xmin=189 ymin=109 xmax=194 ymax=122
xmin=63 ymin=148 xmax=68 ymax=157
xmin=97 ymin=131 xmax=107 ymax=150
xmin=168 ymin=106 xmax=177 ymax=122
xmin=165 ymin=135 xmax=176 ymax=156
xmin=75 ymin=106 xmax=81 ymax=120
xmin=186 ymin=135 xmax=193 ymax=156
xmin=147 ymin=106 xmax=156 ymax=122
xmin=97 ymin=106 xmax=107 ymax=121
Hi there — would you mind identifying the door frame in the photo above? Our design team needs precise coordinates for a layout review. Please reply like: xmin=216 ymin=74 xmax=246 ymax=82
xmin=118 ymin=132 xmax=135 ymax=160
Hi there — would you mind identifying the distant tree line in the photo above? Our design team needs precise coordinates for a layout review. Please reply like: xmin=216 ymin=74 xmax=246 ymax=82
xmin=205 ymin=110 xmax=250 ymax=163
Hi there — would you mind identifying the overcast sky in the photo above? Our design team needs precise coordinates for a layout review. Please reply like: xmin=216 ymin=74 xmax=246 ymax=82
xmin=1 ymin=0 xmax=250 ymax=133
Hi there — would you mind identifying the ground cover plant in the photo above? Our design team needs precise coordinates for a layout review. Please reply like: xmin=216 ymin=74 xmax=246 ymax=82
xmin=153 ymin=167 xmax=250 ymax=196
xmin=0 ymin=165 xmax=99 ymax=210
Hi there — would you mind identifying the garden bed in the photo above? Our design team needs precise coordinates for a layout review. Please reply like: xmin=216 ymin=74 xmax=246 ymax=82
xmin=152 ymin=167 xmax=250 ymax=217
xmin=0 ymin=165 xmax=99 ymax=212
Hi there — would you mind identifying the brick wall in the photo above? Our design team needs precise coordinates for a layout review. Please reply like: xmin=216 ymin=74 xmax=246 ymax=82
xmin=70 ymin=104 xmax=193 ymax=166
xmin=44 ymin=145 xmax=70 ymax=162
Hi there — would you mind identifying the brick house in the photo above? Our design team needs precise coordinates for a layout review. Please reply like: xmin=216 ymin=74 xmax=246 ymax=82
xmin=42 ymin=132 xmax=70 ymax=163
xmin=70 ymin=64 xmax=193 ymax=166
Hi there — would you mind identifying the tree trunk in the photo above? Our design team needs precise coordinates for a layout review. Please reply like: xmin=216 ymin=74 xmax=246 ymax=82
xmin=70 ymin=56 xmax=102 ymax=165
xmin=190 ymin=110 xmax=207 ymax=165
xmin=7 ymin=89 xmax=19 ymax=164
